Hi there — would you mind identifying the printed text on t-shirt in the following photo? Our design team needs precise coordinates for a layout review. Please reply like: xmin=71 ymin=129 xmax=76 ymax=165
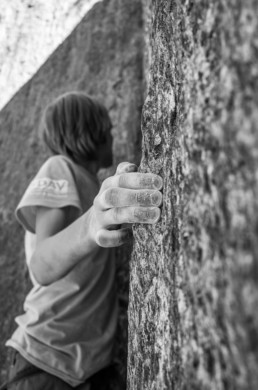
xmin=28 ymin=178 xmax=69 ymax=195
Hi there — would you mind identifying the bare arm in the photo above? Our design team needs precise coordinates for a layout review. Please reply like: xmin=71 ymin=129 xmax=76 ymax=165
xmin=30 ymin=206 xmax=96 ymax=286
xmin=30 ymin=162 xmax=163 ymax=286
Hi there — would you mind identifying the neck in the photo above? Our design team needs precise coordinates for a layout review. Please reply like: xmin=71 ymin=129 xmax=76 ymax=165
xmin=81 ymin=160 xmax=99 ymax=176
xmin=60 ymin=153 xmax=100 ymax=176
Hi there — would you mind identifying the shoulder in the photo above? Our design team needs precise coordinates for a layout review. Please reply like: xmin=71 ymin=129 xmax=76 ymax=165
xmin=15 ymin=155 xmax=82 ymax=233
xmin=35 ymin=155 xmax=78 ymax=183
xmin=39 ymin=154 xmax=70 ymax=173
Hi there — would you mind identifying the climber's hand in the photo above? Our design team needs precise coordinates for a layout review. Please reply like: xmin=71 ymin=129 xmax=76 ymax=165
xmin=89 ymin=162 xmax=163 ymax=247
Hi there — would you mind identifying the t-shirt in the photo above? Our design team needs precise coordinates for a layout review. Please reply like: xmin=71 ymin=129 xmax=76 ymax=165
xmin=6 ymin=155 xmax=118 ymax=387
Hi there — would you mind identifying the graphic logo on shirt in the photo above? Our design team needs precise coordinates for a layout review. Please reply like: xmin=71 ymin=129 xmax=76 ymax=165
xmin=28 ymin=178 xmax=69 ymax=195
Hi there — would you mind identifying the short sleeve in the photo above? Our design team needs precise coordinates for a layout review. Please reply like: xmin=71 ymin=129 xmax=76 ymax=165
xmin=16 ymin=155 xmax=82 ymax=233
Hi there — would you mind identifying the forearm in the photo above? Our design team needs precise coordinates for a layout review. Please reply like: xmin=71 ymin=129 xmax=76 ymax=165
xmin=30 ymin=163 xmax=163 ymax=286
xmin=30 ymin=207 xmax=97 ymax=286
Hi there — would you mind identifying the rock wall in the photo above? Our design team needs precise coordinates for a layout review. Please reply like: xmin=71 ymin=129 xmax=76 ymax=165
xmin=0 ymin=0 xmax=144 ymax=386
xmin=128 ymin=0 xmax=258 ymax=389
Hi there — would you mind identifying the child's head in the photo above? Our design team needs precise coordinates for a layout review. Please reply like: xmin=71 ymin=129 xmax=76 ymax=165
xmin=40 ymin=91 xmax=113 ymax=167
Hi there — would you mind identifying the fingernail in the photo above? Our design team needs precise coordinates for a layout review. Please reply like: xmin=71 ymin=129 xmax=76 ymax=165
xmin=148 ymin=208 xmax=160 ymax=222
xmin=126 ymin=164 xmax=138 ymax=172
xmin=151 ymin=191 xmax=162 ymax=205
xmin=154 ymin=176 xmax=163 ymax=189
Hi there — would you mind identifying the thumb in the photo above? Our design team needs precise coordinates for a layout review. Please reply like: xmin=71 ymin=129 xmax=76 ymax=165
xmin=115 ymin=162 xmax=138 ymax=175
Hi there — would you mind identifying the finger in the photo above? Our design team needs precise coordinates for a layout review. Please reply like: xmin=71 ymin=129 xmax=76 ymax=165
xmin=100 ymin=172 xmax=163 ymax=193
xmin=96 ymin=227 xmax=133 ymax=247
xmin=98 ymin=188 xmax=163 ymax=209
xmin=115 ymin=162 xmax=138 ymax=175
xmin=102 ymin=206 xmax=161 ymax=225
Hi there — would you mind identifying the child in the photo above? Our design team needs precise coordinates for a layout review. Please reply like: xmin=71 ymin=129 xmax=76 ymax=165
xmin=3 ymin=92 xmax=163 ymax=389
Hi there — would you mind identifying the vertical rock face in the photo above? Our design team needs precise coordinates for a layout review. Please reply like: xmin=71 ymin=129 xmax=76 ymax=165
xmin=128 ymin=0 xmax=258 ymax=389
xmin=0 ymin=0 xmax=143 ymax=386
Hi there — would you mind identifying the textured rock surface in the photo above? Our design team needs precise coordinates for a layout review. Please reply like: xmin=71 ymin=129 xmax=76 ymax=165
xmin=128 ymin=0 xmax=258 ymax=389
xmin=0 ymin=0 xmax=143 ymax=386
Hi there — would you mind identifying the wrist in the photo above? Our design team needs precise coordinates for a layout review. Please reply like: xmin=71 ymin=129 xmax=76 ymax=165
xmin=78 ymin=207 xmax=99 ymax=253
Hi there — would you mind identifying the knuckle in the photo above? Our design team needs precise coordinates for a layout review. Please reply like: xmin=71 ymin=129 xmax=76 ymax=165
xmin=133 ymin=207 xmax=159 ymax=222
xmin=127 ymin=208 xmax=135 ymax=223
xmin=117 ymin=162 xmax=127 ymax=171
xmin=139 ymin=175 xmax=153 ymax=188
xmin=105 ymin=188 xmax=119 ymax=206
xmin=93 ymin=195 xmax=100 ymax=208
xmin=135 ymin=190 xmax=162 ymax=206
xmin=139 ymin=174 xmax=163 ymax=189
xmin=112 ymin=208 xmax=120 ymax=223
xmin=145 ymin=209 xmax=154 ymax=220
xmin=136 ymin=191 xmax=150 ymax=205
xmin=133 ymin=208 xmax=145 ymax=221
xmin=100 ymin=176 xmax=112 ymax=192
xmin=129 ymin=191 xmax=137 ymax=204
xmin=116 ymin=162 xmax=128 ymax=175
xmin=100 ymin=178 xmax=108 ymax=191
xmin=118 ymin=174 xmax=128 ymax=188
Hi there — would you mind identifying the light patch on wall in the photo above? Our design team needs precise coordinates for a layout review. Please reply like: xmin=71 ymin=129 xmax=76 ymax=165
xmin=0 ymin=0 xmax=101 ymax=110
